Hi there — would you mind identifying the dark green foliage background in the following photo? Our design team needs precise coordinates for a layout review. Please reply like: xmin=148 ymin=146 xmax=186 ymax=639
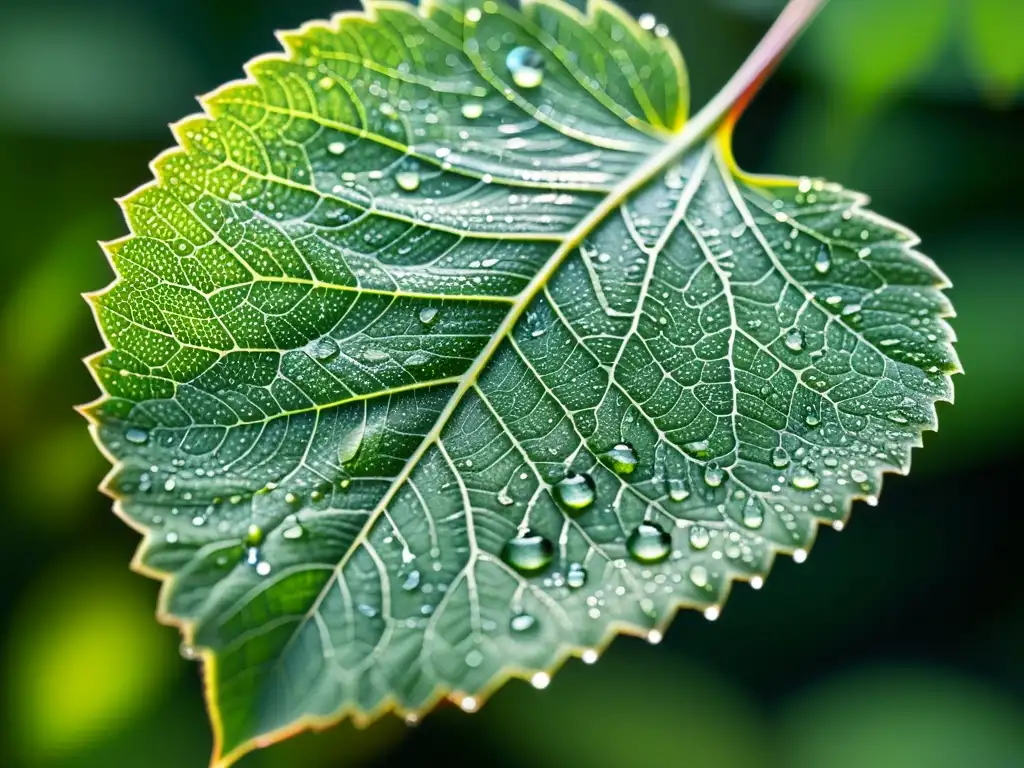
xmin=0 ymin=0 xmax=1020 ymax=766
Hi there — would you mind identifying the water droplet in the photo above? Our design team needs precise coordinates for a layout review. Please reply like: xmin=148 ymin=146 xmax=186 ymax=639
xmin=309 ymin=336 xmax=339 ymax=362
xmin=742 ymin=497 xmax=764 ymax=529
xmin=581 ymin=649 xmax=598 ymax=664
xmin=418 ymin=306 xmax=438 ymax=325
xmin=689 ymin=564 xmax=709 ymax=588
xmin=497 ymin=488 xmax=514 ymax=506
xmin=282 ymin=524 xmax=303 ymax=540
xmin=402 ymin=570 xmax=421 ymax=591
xmin=771 ymin=447 xmax=790 ymax=468
xmin=506 ymin=46 xmax=545 ymax=89
xmin=125 ymin=427 xmax=149 ymax=445
xmin=850 ymin=469 xmax=868 ymax=483
xmin=465 ymin=650 xmax=483 ymax=668
xmin=566 ymin=562 xmax=587 ymax=589
xmin=638 ymin=13 xmax=656 ymax=30
xmin=179 ymin=642 xmax=197 ymax=660
xmin=552 ymin=472 xmax=596 ymax=513
xmin=667 ymin=475 xmax=690 ymax=502
xmin=510 ymin=612 xmax=537 ymax=632
xmin=703 ymin=606 xmax=721 ymax=621
xmin=245 ymin=524 xmax=263 ymax=547
xmin=501 ymin=530 xmax=554 ymax=574
xmin=461 ymin=102 xmax=483 ymax=120
xmin=791 ymin=466 xmax=820 ymax=491
xmin=459 ymin=696 xmax=478 ymax=712
xmin=814 ymin=243 xmax=831 ymax=274
xmin=362 ymin=348 xmax=388 ymax=363
xmin=703 ymin=463 xmax=724 ymax=488
xmin=793 ymin=548 xmax=808 ymax=563
xmin=396 ymin=170 xmax=421 ymax=192
xmin=531 ymin=671 xmax=550 ymax=689
xmin=805 ymin=414 xmax=821 ymax=427
xmin=688 ymin=525 xmax=710 ymax=550
xmin=255 ymin=561 xmax=272 ymax=577
xmin=785 ymin=328 xmax=804 ymax=352
xmin=604 ymin=443 xmax=637 ymax=475
xmin=327 ymin=141 xmax=346 ymax=155
xmin=626 ymin=522 xmax=672 ymax=564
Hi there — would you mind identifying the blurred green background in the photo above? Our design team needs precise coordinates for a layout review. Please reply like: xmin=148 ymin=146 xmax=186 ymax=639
xmin=0 ymin=0 xmax=1021 ymax=766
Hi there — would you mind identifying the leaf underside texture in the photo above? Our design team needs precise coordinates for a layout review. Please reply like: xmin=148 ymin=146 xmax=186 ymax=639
xmin=82 ymin=0 xmax=958 ymax=764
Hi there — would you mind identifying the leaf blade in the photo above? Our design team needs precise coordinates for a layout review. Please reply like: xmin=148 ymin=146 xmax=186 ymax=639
xmin=82 ymin=1 xmax=956 ymax=765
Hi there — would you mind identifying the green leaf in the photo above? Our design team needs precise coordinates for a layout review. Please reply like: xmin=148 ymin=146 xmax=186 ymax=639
xmin=82 ymin=1 xmax=957 ymax=765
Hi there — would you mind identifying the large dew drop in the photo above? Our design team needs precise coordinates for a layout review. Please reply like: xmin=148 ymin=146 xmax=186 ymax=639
xmin=626 ymin=522 xmax=672 ymax=564
xmin=501 ymin=530 xmax=554 ymax=574
xmin=396 ymin=170 xmax=421 ymax=192
xmin=604 ymin=443 xmax=638 ymax=475
xmin=784 ymin=328 xmax=804 ymax=352
xmin=506 ymin=46 xmax=545 ymax=89
xmin=309 ymin=336 xmax=339 ymax=362
xmin=553 ymin=472 xmax=596 ymax=513
xmin=703 ymin=463 xmax=725 ymax=488
xmin=510 ymin=612 xmax=537 ymax=633
xmin=124 ymin=427 xmax=149 ymax=445
xmin=418 ymin=306 xmax=439 ymax=325
xmin=461 ymin=102 xmax=484 ymax=120
xmin=688 ymin=525 xmax=710 ymax=550
xmin=791 ymin=466 xmax=820 ymax=491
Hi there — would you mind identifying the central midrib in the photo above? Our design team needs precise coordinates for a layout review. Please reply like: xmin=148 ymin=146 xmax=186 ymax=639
xmin=311 ymin=91 xmax=746 ymax=611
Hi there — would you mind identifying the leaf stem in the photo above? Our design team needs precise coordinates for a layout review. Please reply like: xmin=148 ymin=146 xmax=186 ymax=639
xmin=681 ymin=0 xmax=829 ymax=146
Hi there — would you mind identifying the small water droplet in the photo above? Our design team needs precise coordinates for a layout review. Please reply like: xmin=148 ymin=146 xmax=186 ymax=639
xmin=626 ymin=522 xmax=672 ymax=564
xmin=742 ymin=497 xmax=764 ymax=529
xmin=667 ymin=475 xmax=690 ymax=502
xmin=814 ymin=243 xmax=832 ymax=274
xmin=363 ymin=348 xmax=388 ymax=363
xmin=688 ymin=525 xmax=710 ymax=550
xmin=418 ymin=306 xmax=438 ymax=325
xmin=327 ymin=141 xmax=346 ymax=155
xmin=179 ymin=642 xmax=197 ymax=660
xmin=282 ymin=524 xmax=303 ymax=540
xmin=357 ymin=603 xmax=378 ymax=618
xmin=582 ymin=649 xmax=598 ymax=664
xmin=255 ymin=561 xmax=272 ymax=577
xmin=125 ymin=427 xmax=149 ymax=445
xmin=501 ymin=530 xmax=554 ymax=574
xmin=566 ymin=562 xmax=587 ymax=589
xmin=771 ymin=447 xmax=790 ymax=468
xmin=604 ymin=443 xmax=638 ymax=475
xmin=791 ymin=466 xmax=820 ymax=491
xmin=638 ymin=13 xmax=656 ymax=30
xmin=245 ymin=524 xmax=263 ymax=547
xmin=510 ymin=612 xmax=537 ymax=632
xmin=402 ymin=569 xmax=421 ymax=591
xmin=850 ymin=469 xmax=868 ymax=483
xmin=805 ymin=413 xmax=821 ymax=427
xmin=497 ymin=487 xmax=514 ymax=506
xmin=506 ymin=46 xmax=545 ymax=89
xmin=552 ymin=472 xmax=596 ymax=513
xmin=461 ymin=102 xmax=484 ymax=120
xmin=703 ymin=463 xmax=724 ymax=488
xmin=459 ymin=696 xmax=478 ymax=712
xmin=689 ymin=564 xmax=709 ymax=588
xmin=396 ymin=170 xmax=421 ymax=192
xmin=785 ymin=328 xmax=804 ymax=352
